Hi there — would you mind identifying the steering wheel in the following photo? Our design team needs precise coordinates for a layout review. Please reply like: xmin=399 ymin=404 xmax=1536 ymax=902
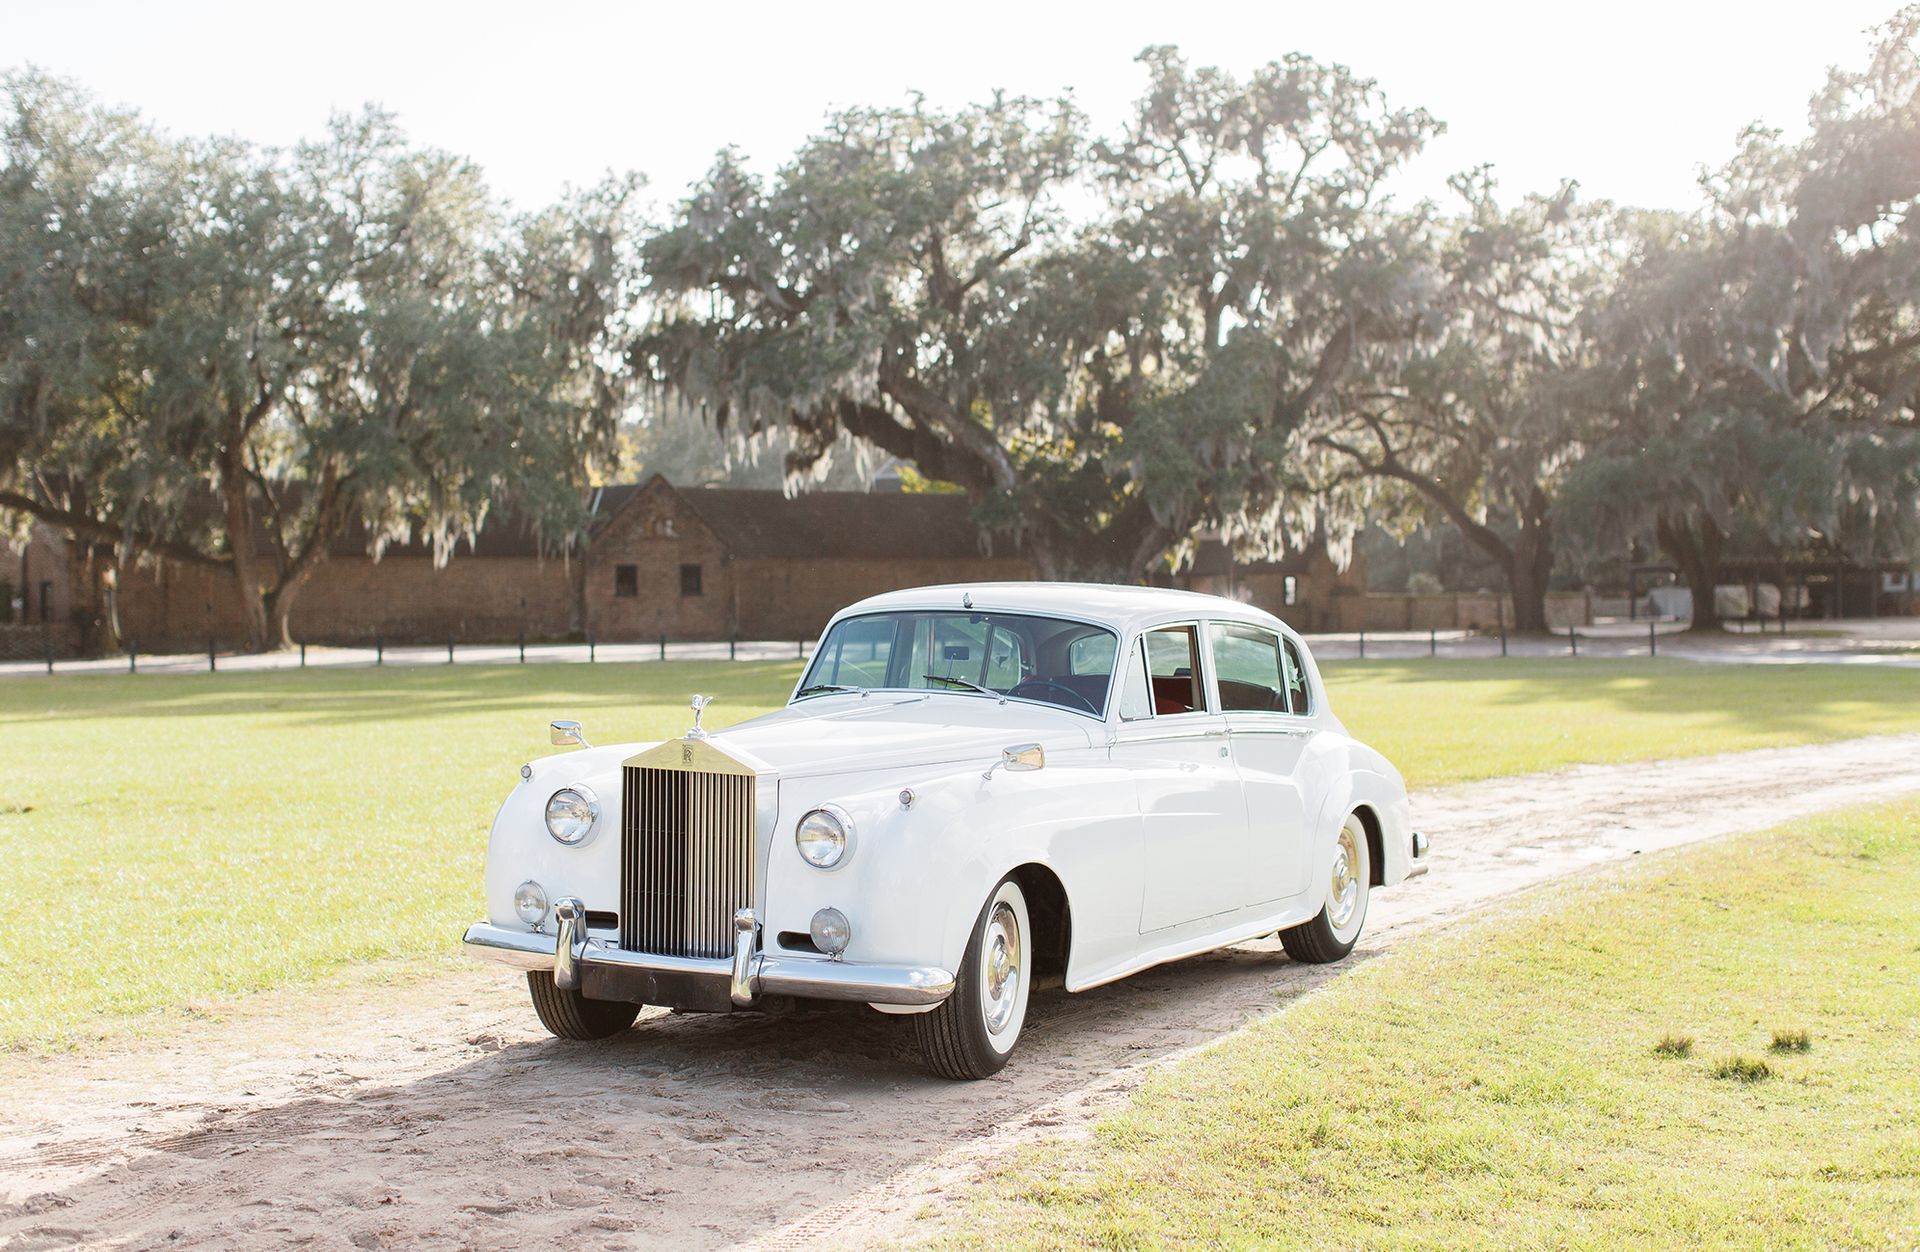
xmin=1008 ymin=679 xmax=1099 ymax=714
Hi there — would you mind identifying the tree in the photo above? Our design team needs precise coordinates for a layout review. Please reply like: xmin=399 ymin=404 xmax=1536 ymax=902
xmin=0 ymin=77 xmax=641 ymax=650
xmin=1564 ymin=7 xmax=1920 ymax=628
xmin=636 ymin=49 xmax=1439 ymax=578
xmin=1306 ymin=173 xmax=1610 ymax=631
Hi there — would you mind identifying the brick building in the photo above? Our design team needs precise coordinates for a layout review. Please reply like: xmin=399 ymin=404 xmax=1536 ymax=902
xmin=7 ymin=476 xmax=1362 ymax=653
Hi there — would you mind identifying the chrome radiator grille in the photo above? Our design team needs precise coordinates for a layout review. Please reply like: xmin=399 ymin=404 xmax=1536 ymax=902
xmin=620 ymin=765 xmax=756 ymax=958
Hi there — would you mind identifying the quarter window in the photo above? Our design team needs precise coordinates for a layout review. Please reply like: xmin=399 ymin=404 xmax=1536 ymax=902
xmin=614 ymin=565 xmax=638 ymax=598
xmin=1281 ymin=638 xmax=1312 ymax=715
xmin=1118 ymin=639 xmax=1154 ymax=721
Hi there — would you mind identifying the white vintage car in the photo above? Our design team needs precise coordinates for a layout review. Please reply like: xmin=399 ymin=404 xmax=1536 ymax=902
xmin=464 ymin=583 xmax=1426 ymax=1078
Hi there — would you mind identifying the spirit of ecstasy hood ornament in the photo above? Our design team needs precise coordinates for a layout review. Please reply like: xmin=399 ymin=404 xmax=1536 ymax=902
xmin=687 ymin=693 xmax=715 ymax=739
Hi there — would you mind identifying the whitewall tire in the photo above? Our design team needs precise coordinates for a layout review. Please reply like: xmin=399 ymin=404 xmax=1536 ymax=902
xmin=1279 ymin=813 xmax=1371 ymax=964
xmin=915 ymin=875 xmax=1032 ymax=1080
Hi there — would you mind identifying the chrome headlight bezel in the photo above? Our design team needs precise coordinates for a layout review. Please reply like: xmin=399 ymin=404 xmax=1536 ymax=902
xmin=795 ymin=804 xmax=854 ymax=869
xmin=544 ymin=784 xmax=601 ymax=846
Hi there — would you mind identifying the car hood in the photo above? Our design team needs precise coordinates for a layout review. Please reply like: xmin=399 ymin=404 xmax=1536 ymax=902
xmin=641 ymin=693 xmax=1101 ymax=780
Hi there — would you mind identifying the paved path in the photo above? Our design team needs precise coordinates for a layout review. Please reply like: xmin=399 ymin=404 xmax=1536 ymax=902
xmin=2 ymin=735 xmax=1915 ymax=1250
xmin=5 ymin=620 xmax=1919 ymax=678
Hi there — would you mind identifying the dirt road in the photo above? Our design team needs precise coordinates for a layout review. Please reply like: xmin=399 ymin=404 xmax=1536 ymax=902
xmin=4 ymin=735 xmax=1916 ymax=1251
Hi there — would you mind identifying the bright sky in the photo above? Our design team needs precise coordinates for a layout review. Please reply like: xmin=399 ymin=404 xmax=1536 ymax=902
xmin=1 ymin=0 xmax=1901 ymax=216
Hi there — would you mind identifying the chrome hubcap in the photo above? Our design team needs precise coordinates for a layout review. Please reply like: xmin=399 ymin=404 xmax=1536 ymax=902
xmin=1328 ymin=827 xmax=1360 ymax=930
xmin=981 ymin=902 xmax=1021 ymax=1035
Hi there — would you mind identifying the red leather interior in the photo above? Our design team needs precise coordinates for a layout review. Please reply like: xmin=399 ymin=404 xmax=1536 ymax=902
xmin=1151 ymin=675 xmax=1197 ymax=715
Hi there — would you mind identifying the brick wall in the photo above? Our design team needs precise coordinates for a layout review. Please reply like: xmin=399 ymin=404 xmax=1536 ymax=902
xmin=729 ymin=555 xmax=1036 ymax=640
xmin=116 ymin=553 xmax=580 ymax=648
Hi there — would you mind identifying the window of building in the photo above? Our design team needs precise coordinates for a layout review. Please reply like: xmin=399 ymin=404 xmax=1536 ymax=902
xmin=614 ymin=565 xmax=638 ymax=598
xmin=680 ymin=563 xmax=703 ymax=597
xmin=1282 ymin=574 xmax=1299 ymax=607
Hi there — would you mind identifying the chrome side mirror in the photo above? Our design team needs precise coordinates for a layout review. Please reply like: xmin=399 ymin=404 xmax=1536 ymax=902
xmin=550 ymin=719 xmax=591 ymax=748
xmin=983 ymin=742 xmax=1045 ymax=780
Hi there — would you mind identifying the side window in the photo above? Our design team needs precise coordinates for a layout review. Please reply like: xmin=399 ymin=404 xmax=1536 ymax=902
xmin=1281 ymin=638 xmax=1313 ymax=715
xmin=1118 ymin=639 xmax=1153 ymax=721
xmin=1208 ymin=622 xmax=1286 ymax=713
xmin=1143 ymin=626 xmax=1204 ymax=714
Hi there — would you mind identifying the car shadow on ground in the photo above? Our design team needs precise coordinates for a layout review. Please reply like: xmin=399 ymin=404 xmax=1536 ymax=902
xmin=2 ymin=939 xmax=1376 ymax=1249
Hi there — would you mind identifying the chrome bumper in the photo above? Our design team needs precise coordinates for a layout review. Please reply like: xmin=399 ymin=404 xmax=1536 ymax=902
xmin=462 ymin=899 xmax=954 ymax=1010
xmin=1406 ymin=828 xmax=1431 ymax=878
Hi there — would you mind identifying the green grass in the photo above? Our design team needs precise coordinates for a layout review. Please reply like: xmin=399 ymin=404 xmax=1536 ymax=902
xmin=1324 ymin=658 xmax=1920 ymax=786
xmin=0 ymin=657 xmax=1915 ymax=1050
xmin=929 ymin=801 xmax=1920 ymax=1248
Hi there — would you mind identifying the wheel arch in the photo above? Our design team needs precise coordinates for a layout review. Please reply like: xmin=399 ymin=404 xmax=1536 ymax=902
xmin=1007 ymin=861 xmax=1072 ymax=982
xmin=1350 ymin=804 xmax=1386 ymax=888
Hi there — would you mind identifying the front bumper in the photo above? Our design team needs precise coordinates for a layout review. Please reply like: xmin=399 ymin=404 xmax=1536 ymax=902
xmin=463 ymin=899 xmax=954 ymax=1013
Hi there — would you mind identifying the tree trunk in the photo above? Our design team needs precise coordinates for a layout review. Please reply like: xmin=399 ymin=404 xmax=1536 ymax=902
xmin=1504 ymin=494 xmax=1555 ymax=633
xmin=217 ymin=439 xmax=271 ymax=652
xmin=1656 ymin=510 xmax=1723 ymax=633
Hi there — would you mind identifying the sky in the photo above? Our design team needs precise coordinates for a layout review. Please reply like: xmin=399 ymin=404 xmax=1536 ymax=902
xmin=0 ymin=0 xmax=1903 ymax=217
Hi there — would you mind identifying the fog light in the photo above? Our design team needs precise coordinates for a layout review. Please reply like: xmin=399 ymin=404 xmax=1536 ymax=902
xmin=514 ymin=880 xmax=550 ymax=928
xmin=810 ymin=907 xmax=852 ymax=958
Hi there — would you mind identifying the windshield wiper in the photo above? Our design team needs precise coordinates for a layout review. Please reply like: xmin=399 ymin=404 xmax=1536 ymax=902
xmin=795 ymin=683 xmax=860 ymax=698
xmin=922 ymin=673 xmax=1002 ymax=701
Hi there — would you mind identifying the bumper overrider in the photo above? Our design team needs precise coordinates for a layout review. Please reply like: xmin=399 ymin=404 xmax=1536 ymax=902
xmin=462 ymin=898 xmax=956 ymax=1014
xmin=1407 ymin=828 xmax=1431 ymax=877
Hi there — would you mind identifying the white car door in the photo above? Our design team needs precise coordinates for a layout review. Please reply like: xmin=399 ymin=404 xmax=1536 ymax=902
xmin=1110 ymin=624 xmax=1250 ymax=933
xmin=1208 ymin=621 xmax=1314 ymax=906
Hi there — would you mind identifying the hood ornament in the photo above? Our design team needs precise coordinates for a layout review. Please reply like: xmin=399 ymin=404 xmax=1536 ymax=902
xmin=687 ymin=693 xmax=715 ymax=739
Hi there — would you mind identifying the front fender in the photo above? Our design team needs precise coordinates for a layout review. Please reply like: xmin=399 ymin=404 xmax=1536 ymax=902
xmin=762 ymin=748 xmax=1143 ymax=984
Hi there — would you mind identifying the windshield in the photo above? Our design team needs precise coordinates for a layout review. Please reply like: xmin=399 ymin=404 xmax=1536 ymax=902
xmin=799 ymin=610 xmax=1120 ymax=717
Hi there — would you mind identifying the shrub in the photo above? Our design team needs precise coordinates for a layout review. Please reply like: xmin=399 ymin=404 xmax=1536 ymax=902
xmin=1769 ymin=1028 xmax=1812 ymax=1054
xmin=1711 ymin=1056 xmax=1772 ymax=1083
xmin=1652 ymin=1033 xmax=1694 ymax=1057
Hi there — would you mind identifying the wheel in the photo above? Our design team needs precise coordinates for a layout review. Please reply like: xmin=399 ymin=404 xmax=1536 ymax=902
xmin=915 ymin=876 xmax=1032 ymax=1080
xmin=526 ymin=970 xmax=642 ymax=1040
xmin=1279 ymin=813 xmax=1371 ymax=964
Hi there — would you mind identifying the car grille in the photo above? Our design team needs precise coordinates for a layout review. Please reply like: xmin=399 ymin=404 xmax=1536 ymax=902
xmin=620 ymin=764 xmax=756 ymax=958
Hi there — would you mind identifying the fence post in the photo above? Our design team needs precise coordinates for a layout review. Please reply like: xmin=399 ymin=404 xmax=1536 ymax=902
xmin=797 ymin=638 xmax=804 ymax=659
xmin=376 ymin=633 xmax=384 ymax=666
xmin=448 ymin=633 xmax=455 ymax=664
xmin=1649 ymin=621 xmax=1657 ymax=657
xmin=518 ymin=631 xmax=526 ymax=664
xmin=659 ymin=633 xmax=666 ymax=662
xmin=300 ymin=641 xmax=307 ymax=668
xmin=44 ymin=623 xmax=53 ymax=675
xmin=588 ymin=632 xmax=596 ymax=663
xmin=730 ymin=635 xmax=737 ymax=661
xmin=128 ymin=643 xmax=137 ymax=675
xmin=1357 ymin=629 xmax=1366 ymax=660
xmin=1568 ymin=626 xmax=1578 ymax=657
xmin=208 ymin=638 xmax=216 ymax=672
xmin=1429 ymin=628 xmax=1436 ymax=657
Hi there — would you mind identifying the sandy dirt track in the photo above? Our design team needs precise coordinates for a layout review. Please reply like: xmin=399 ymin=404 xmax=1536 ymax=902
xmin=3 ymin=735 xmax=1916 ymax=1251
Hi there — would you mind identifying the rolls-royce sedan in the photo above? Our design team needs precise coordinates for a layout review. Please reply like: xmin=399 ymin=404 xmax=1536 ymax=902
xmin=464 ymin=583 xmax=1427 ymax=1078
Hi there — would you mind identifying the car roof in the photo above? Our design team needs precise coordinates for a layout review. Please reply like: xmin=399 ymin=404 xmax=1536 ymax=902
xmin=832 ymin=582 xmax=1291 ymax=635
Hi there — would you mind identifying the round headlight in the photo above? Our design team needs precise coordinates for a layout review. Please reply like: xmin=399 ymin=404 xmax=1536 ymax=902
xmin=544 ymin=785 xmax=600 ymax=845
xmin=795 ymin=806 xmax=851 ymax=868
xmin=514 ymin=880 xmax=550 ymax=927
xmin=810 ymin=907 xmax=852 ymax=957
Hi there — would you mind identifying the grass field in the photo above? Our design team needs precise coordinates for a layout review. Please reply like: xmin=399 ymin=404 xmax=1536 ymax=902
xmin=930 ymin=799 xmax=1920 ymax=1248
xmin=1 ymin=657 xmax=1917 ymax=1049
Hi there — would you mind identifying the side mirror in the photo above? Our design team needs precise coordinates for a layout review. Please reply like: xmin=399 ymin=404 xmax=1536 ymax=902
xmin=983 ymin=742 xmax=1045 ymax=780
xmin=550 ymin=719 xmax=591 ymax=748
